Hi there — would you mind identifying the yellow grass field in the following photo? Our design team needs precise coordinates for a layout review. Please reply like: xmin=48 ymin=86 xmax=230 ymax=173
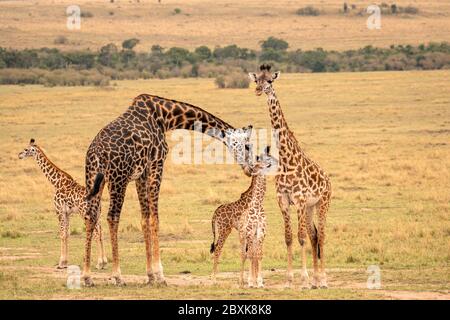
xmin=0 ymin=71 xmax=449 ymax=299
xmin=0 ymin=0 xmax=450 ymax=51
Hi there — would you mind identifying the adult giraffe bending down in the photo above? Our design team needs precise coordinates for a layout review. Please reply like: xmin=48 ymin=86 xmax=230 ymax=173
xmin=83 ymin=94 xmax=253 ymax=286
xmin=249 ymin=65 xmax=331 ymax=289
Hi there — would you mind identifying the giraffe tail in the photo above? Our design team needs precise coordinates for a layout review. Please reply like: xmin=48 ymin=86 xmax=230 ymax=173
xmin=314 ymin=223 xmax=321 ymax=259
xmin=210 ymin=218 xmax=216 ymax=254
xmin=86 ymin=173 xmax=104 ymax=200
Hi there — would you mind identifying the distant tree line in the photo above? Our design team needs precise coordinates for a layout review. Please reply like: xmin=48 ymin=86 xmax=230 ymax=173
xmin=0 ymin=37 xmax=449 ymax=86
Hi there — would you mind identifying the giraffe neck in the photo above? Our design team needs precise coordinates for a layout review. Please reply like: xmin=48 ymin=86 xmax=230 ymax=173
xmin=266 ymin=89 xmax=306 ymax=165
xmin=34 ymin=146 xmax=73 ymax=188
xmin=266 ymin=90 xmax=289 ymax=132
xmin=131 ymin=94 xmax=248 ymax=168
xmin=249 ymin=174 xmax=266 ymax=206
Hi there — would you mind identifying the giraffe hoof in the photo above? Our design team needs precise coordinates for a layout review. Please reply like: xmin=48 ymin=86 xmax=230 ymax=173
xmin=155 ymin=274 xmax=167 ymax=287
xmin=311 ymin=285 xmax=318 ymax=289
xmin=301 ymin=282 xmax=311 ymax=290
xmin=146 ymin=274 xmax=156 ymax=286
xmin=156 ymin=279 xmax=167 ymax=287
xmin=147 ymin=275 xmax=167 ymax=287
xmin=56 ymin=261 xmax=68 ymax=269
xmin=320 ymin=285 xmax=328 ymax=289
xmin=108 ymin=276 xmax=126 ymax=286
xmin=83 ymin=276 xmax=95 ymax=287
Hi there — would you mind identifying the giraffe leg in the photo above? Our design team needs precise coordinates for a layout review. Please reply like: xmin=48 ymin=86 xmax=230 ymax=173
xmin=239 ymin=234 xmax=247 ymax=287
xmin=248 ymin=257 xmax=255 ymax=288
xmin=256 ymin=257 xmax=264 ymax=288
xmin=317 ymin=194 xmax=330 ymax=289
xmin=306 ymin=205 xmax=320 ymax=289
xmin=276 ymin=193 xmax=293 ymax=287
xmin=82 ymin=199 xmax=100 ymax=287
xmin=294 ymin=198 xmax=310 ymax=289
xmin=211 ymin=228 xmax=231 ymax=283
xmin=136 ymin=177 xmax=154 ymax=285
xmin=56 ymin=210 xmax=69 ymax=269
xmin=94 ymin=221 xmax=107 ymax=270
xmin=148 ymin=160 xmax=166 ymax=286
xmin=106 ymin=184 xmax=127 ymax=286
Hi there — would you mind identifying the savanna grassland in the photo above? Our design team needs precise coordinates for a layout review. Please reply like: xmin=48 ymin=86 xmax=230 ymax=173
xmin=0 ymin=71 xmax=449 ymax=299
xmin=0 ymin=0 xmax=450 ymax=51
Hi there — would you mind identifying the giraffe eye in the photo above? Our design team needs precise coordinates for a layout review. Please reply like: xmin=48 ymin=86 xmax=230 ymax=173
xmin=267 ymin=80 xmax=273 ymax=84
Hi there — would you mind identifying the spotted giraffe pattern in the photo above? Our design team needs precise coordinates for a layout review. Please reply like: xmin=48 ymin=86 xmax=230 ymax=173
xmin=18 ymin=139 xmax=107 ymax=270
xmin=210 ymin=147 xmax=276 ymax=288
xmin=83 ymin=94 xmax=254 ymax=286
xmin=249 ymin=65 xmax=332 ymax=289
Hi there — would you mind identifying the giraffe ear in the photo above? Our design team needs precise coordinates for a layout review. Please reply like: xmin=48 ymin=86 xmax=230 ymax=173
xmin=272 ymin=71 xmax=281 ymax=81
xmin=248 ymin=73 xmax=257 ymax=82
xmin=30 ymin=138 xmax=35 ymax=145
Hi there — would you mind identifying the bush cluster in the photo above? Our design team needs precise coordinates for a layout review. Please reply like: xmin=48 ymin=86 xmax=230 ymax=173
xmin=0 ymin=37 xmax=449 ymax=87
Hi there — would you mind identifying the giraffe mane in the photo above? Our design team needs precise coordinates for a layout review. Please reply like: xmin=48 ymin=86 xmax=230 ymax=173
xmin=135 ymin=94 xmax=236 ymax=131
xmin=35 ymin=145 xmax=76 ymax=182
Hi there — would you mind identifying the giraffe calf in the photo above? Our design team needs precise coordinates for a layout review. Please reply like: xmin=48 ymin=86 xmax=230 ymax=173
xmin=18 ymin=139 xmax=107 ymax=270
xmin=210 ymin=147 xmax=276 ymax=288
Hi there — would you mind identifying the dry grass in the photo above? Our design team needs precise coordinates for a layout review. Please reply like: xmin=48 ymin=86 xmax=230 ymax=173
xmin=0 ymin=0 xmax=449 ymax=51
xmin=0 ymin=71 xmax=449 ymax=299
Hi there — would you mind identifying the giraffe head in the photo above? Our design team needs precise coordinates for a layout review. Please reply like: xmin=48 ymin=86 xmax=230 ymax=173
xmin=251 ymin=146 xmax=278 ymax=176
xmin=222 ymin=125 xmax=253 ymax=176
xmin=248 ymin=64 xmax=280 ymax=97
xmin=18 ymin=138 xmax=38 ymax=159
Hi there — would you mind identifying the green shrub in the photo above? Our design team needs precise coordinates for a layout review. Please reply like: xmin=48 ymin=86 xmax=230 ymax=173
xmin=260 ymin=36 xmax=289 ymax=51
xmin=173 ymin=8 xmax=181 ymax=15
xmin=122 ymin=38 xmax=140 ymax=50
xmin=0 ymin=68 xmax=110 ymax=86
xmin=54 ymin=36 xmax=69 ymax=45
xmin=215 ymin=72 xmax=249 ymax=89
xmin=80 ymin=11 xmax=94 ymax=18
xmin=403 ymin=6 xmax=419 ymax=14
xmin=296 ymin=6 xmax=321 ymax=16
xmin=1 ymin=230 xmax=22 ymax=239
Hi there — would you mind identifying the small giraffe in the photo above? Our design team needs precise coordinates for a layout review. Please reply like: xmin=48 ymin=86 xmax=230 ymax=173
xmin=83 ymin=94 xmax=254 ymax=286
xmin=249 ymin=64 xmax=332 ymax=289
xmin=210 ymin=146 xmax=276 ymax=288
xmin=18 ymin=139 xmax=107 ymax=270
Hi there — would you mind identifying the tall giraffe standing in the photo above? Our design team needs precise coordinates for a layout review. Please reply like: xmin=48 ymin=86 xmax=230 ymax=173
xmin=18 ymin=139 xmax=107 ymax=270
xmin=249 ymin=65 xmax=332 ymax=289
xmin=83 ymin=94 xmax=253 ymax=286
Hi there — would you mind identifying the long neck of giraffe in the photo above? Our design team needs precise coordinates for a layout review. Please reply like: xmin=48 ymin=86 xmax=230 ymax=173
xmin=34 ymin=146 xmax=73 ymax=188
xmin=267 ymin=87 xmax=302 ymax=165
xmin=131 ymin=95 xmax=249 ymax=169
xmin=266 ymin=89 xmax=289 ymax=133
xmin=250 ymin=174 xmax=266 ymax=205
